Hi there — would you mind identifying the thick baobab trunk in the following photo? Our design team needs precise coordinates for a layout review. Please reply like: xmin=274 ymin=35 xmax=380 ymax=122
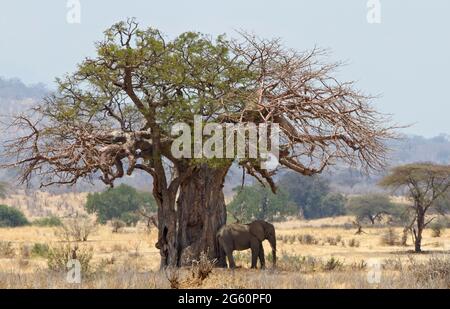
xmin=156 ymin=199 xmax=178 ymax=268
xmin=176 ymin=163 xmax=231 ymax=267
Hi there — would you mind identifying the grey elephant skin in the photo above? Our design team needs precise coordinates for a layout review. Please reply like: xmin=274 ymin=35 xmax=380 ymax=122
xmin=217 ymin=220 xmax=276 ymax=269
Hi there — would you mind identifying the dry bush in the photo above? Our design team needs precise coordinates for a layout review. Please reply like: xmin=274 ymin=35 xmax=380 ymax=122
xmin=348 ymin=238 xmax=360 ymax=247
xmin=0 ymin=241 xmax=15 ymax=258
xmin=190 ymin=251 xmax=217 ymax=284
xmin=350 ymin=260 xmax=367 ymax=271
xmin=277 ymin=252 xmax=319 ymax=272
xmin=57 ymin=216 xmax=97 ymax=242
xmin=430 ymin=221 xmax=445 ymax=238
xmin=382 ymin=257 xmax=403 ymax=271
xmin=164 ymin=267 xmax=181 ymax=289
xmin=326 ymin=237 xmax=338 ymax=246
xmin=323 ymin=257 xmax=344 ymax=271
xmin=380 ymin=228 xmax=399 ymax=246
xmin=297 ymin=234 xmax=318 ymax=245
xmin=47 ymin=244 xmax=93 ymax=275
xmin=408 ymin=256 xmax=450 ymax=288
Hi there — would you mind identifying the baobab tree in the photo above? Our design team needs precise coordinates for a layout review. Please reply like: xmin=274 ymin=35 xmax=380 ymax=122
xmin=380 ymin=163 xmax=450 ymax=252
xmin=1 ymin=19 xmax=394 ymax=267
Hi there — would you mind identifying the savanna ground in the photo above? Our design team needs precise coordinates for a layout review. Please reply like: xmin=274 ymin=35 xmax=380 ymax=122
xmin=1 ymin=216 xmax=450 ymax=289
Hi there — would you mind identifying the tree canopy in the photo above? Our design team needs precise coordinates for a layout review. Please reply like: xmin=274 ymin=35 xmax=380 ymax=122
xmin=278 ymin=172 xmax=345 ymax=219
xmin=85 ymin=184 xmax=156 ymax=225
xmin=228 ymin=184 xmax=296 ymax=222
xmin=379 ymin=163 xmax=450 ymax=252
xmin=0 ymin=205 xmax=29 ymax=227
xmin=346 ymin=193 xmax=397 ymax=224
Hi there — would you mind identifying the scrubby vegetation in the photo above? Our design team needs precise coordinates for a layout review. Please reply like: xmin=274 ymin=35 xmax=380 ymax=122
xmin=0 ymin=205 xmax=29 ymax=227
xmin=32 ymin=216 xmax=63 ymax=227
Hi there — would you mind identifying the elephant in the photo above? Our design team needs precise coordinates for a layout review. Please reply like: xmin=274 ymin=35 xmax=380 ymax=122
xmin=217 ymin=220 xmax=276 ymax=269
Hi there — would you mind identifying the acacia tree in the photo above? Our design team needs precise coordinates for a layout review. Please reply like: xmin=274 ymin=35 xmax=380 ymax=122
xmin=346 ymin=194 xmax=396 ymax=225
xmin=380 ymin=163 xmax=450 ymax=252
xmin=1 ymin=19 xmax=394 ymax=267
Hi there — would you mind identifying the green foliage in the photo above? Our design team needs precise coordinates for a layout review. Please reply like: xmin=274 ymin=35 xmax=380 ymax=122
xmin=379 ymin=163 xmax=450 ymax=188
xmin=278 ymin=172 xmax=346 ymax=219
xmin=0 ymin=205 xmax=29 ymax=227
xmin=32 ymin=216 xmax=63 ymax=227
xmin=85 ymin=184 xmax=156 ymax=225
xmin=346 ymin=194 xmax=397 ymax=224
xmin=429 ymin=218 xmax=447 ymax=238
xmin=318 ymin=193 xmax=346 ymax=218
xmin=31 ymin=243 xmax=50 ymax=258
xmin=228 ymin=184 xmax=296 ymax=222
xmin=435 ymin=192 xmax=450 ymax=214
xmin=51 ymin=20 xmax=255 ymax=150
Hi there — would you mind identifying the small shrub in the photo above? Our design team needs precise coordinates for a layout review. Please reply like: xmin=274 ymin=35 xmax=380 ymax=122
xmin=277 ymin=252 xmax=319 ymax=272
xmin=380 ymin=228 xmax=399 ymax=246
xmin=297 ymin=234 xmax=318 ymax=245
xmin=430 ymin=220 xmax=446 ymax=238
xmin=31 ymin=243 xmax=50 ymax=258
xmin=57 ymin=216 xmax=97 ymax=242
xmin=33 ymin=216 xmax=63 ymax=227
xmin=350 ymin=260 xmax=367 ymax=270
xmin=0 ymin=241 xmax=15 ymax=258
xmin=47 ymin=244 xmax=93 ymax=275
xmin=165 ymin=267 xmax=181 ymax=289
xmin=383 ymin=257 xmax=403 ymax=271
xmin=0 ymin=205 xmax=29 ymax=227
xmin=323 ymin=257 xmax=344 ymax=271
xmin=287 ymin=235 xmax=296 ymax=244
xmin=326 ymin=237 xmax=338 ymax=246
xmin=348 ymin=238 xmax=360 ymax=248
xmin=191 ymin=251 xmax=216 ymax=283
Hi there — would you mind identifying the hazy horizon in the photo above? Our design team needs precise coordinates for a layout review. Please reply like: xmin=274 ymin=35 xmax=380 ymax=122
xmin=1 ymin=0 xmax=449 ymax=137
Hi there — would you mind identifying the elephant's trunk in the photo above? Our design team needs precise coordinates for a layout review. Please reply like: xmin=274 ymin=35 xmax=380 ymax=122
xmin=268 ymin=234 xmax=276 ymax=268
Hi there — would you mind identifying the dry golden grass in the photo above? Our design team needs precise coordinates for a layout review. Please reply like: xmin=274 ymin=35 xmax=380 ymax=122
xmin=1 ymin=217 xmax=450 ymax=288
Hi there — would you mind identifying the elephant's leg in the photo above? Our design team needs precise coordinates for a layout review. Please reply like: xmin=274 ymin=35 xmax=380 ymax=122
xmin=250 ymin=238 xmax=260 ymax=269
xmin=222 ymin=243 xmax=236 ymax=269
xmin=258 ymin=243 xmax=266 ymax=270
xmin=227 ymin=250 xmax=236 ymax=269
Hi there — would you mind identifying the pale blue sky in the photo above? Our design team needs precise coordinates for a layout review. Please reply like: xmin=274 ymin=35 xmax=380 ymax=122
xmin=1 ymin=0 xmax=449 ymax=136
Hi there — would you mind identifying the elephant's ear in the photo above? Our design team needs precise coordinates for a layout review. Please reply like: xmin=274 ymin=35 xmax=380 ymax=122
xmin=249 ymin=221 xmax=265 ymax=242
